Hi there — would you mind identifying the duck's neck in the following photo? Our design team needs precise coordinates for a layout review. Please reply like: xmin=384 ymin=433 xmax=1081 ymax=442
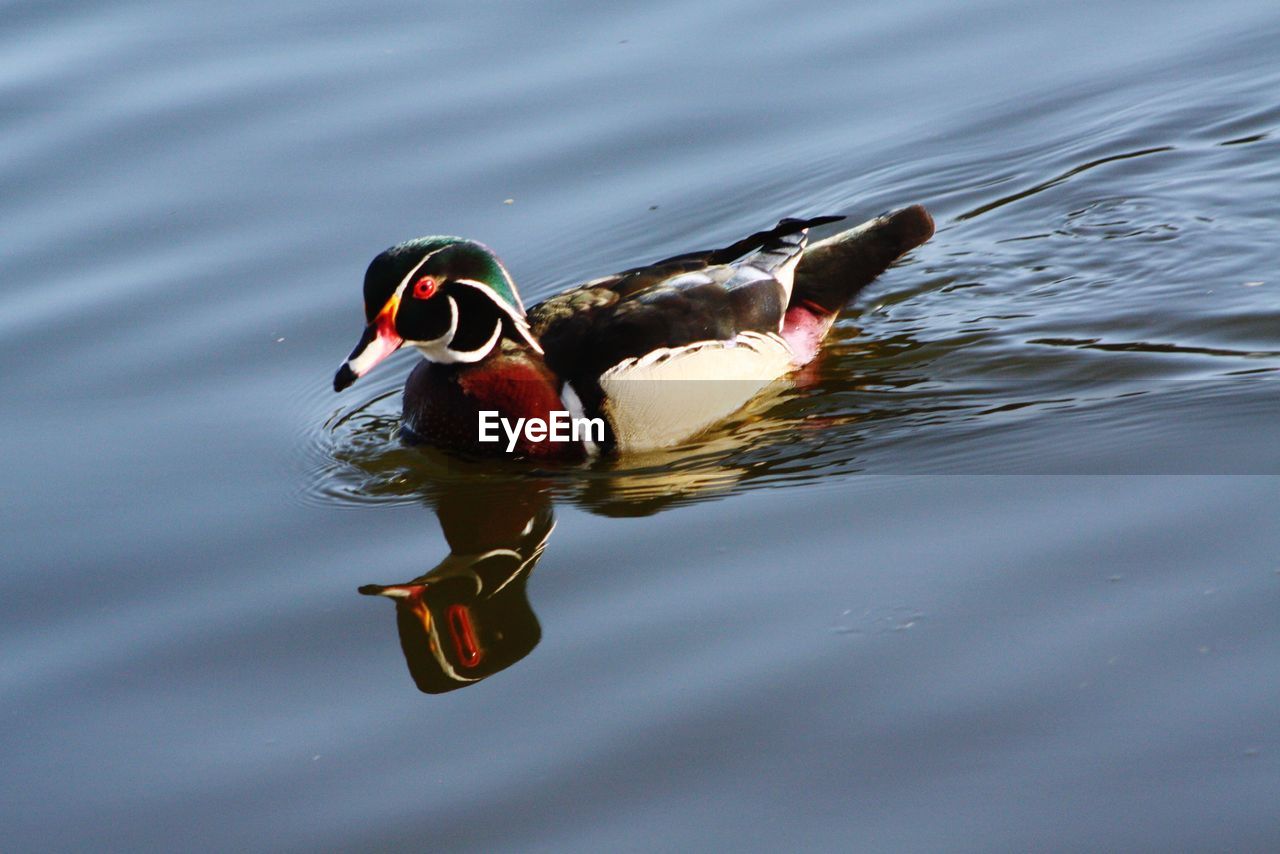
xmin=401 ymin=346 xmax=587 ymax=460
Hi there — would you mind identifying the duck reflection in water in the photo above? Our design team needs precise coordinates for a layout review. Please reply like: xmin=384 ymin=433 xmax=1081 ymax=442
xmin=359 ymin=481 xmax=553 ymax=694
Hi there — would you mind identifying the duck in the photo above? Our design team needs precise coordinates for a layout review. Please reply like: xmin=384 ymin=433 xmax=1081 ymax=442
xmin=334 ymin=205 xmax=934 ymax=459
xmin=358 ymin=483 xmax=554 ymax=694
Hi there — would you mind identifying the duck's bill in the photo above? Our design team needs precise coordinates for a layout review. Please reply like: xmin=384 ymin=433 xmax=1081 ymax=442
xmin=334 ymin=320 xmax=403 ymax=391
xmin=357 ymin=582 xmax=426 ymax=599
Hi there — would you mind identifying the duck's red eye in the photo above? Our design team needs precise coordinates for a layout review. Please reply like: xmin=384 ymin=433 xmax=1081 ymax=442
xmin=412 ymin=276 xmax=438 ymax=300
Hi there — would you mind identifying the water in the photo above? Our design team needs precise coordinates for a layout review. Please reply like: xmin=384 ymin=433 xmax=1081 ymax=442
xmin=3 ymin=0 xmax=1278 ymax=849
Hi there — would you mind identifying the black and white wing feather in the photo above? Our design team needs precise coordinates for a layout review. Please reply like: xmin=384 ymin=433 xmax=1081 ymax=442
xmin=531 ymin=215 xmax=841 ymax=390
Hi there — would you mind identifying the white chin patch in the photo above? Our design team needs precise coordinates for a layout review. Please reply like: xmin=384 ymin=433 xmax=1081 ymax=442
xmin=410 ymin=297 xmax=503 ymax=364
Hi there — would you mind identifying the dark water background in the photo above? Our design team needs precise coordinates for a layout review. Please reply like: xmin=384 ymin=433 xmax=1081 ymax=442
xmin=3 ymin=0 xmax=1279 ymax=849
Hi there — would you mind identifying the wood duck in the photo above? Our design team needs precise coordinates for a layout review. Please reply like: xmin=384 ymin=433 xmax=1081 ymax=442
xmin=334 ymin=205 xmax=933 ymax=458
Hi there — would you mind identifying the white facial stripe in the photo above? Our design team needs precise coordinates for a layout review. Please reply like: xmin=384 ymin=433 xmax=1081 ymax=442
xmin=408 ymin=295 xmax=502 ymax=364
xmin=418 ymin=294 xmax=460 ymax=350
xmin=442 ymin=314 xmax=503 ymax=363
xmin=395 ymin=245 xmax=451 ymax=294
xmin=453 ymin=278 xmax=544 ymax=354
xmin=452 ymin=274 xmax=525 ymax=313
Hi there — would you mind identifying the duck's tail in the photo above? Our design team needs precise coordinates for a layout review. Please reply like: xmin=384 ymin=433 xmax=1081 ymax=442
xmin=782 ymin=205 xmax=934 ymax=363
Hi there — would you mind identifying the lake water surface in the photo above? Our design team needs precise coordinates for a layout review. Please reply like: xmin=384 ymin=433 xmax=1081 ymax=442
xmin=3 ymin=0 xmax=1279 ymax=849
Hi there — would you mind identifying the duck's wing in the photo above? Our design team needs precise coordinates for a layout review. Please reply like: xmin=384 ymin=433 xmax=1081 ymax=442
xmin=527 ymin=215 xmax=842 ymax=336
xmin=645 ymin=214 xmax=845 ymax=272
xmin=530 ymin=216 xmax=840 ymax=393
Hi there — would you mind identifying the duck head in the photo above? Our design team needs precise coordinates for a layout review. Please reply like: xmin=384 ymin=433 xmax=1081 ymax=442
xmin=334 ymin=237 xmax=541 ymax=391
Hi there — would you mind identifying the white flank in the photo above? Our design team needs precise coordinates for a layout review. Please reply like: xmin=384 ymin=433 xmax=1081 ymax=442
xmin=598 ymin=331 xmax=795 ymax=452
